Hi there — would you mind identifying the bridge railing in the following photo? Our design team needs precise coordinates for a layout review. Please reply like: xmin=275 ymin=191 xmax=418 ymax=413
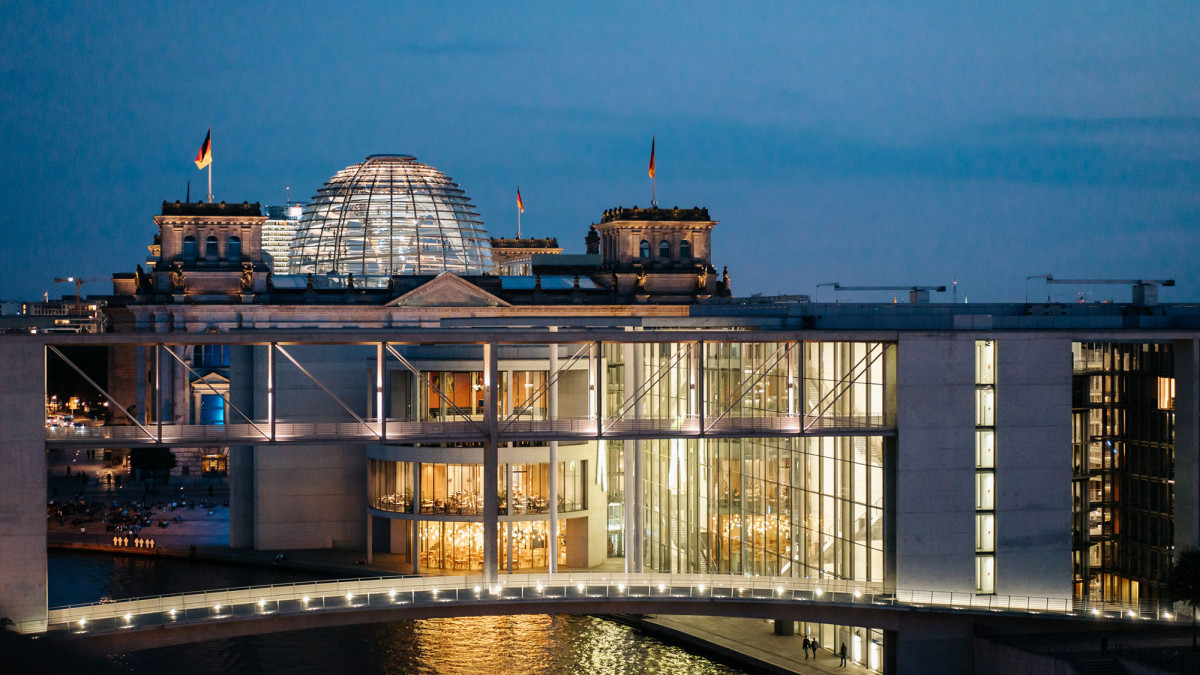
xmin=43 ymin=572 xmax=1179 ymax=637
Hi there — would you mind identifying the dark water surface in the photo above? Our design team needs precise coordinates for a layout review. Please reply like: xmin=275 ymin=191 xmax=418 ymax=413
xmin=50 ymin=551 xmax=745 ymax=675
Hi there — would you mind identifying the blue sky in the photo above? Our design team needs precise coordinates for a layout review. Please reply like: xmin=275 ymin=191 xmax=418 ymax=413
xmin=1 ymin=2 xmax=1197 ymax=303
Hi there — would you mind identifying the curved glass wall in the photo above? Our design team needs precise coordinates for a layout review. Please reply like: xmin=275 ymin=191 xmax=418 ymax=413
xmin=289 ymin=155 xmax=492 ymax=276
xmin=369 ymin=459 xmax=587 ymax=516
xmin=418 ymin=520 xmax=567 ymax=571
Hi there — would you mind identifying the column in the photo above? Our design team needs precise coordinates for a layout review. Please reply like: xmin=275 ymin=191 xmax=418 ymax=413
xmin=412 ymin=462 xmax=421 ymax=575
xmin=135 ymin=345 xmax=146 ymax=424
xmin=549 ymin=341 xmax=560 ymax=573
xmin=483 ymin=342 xmax=499 ymax=582
xmin=377 ymin=342 xmax=386 ymax=441
xmin=623 ymin=342 xmax=636 ymax=573
xmin=366 ymin=514 xmax=373 ymax=563
xmin=1175 ymin=339 xmax=1200 ymax=552
xmin=0 ymin=343 xmax=47 ymax=632
xmin=632 ymin=340 xmax=645 ymax=572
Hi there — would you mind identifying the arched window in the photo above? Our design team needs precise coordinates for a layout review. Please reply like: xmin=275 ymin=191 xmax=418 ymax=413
xmin=182 ymin=235 xmax=197 ymax=260
xmin=659 ymin=240 xmax=671 ymax=258
xmin=227 ymin=235 xmax=242 ymax=262
xmin=205 ymin=235 xmax=219 ymax=259
xmin=679 ymin=240 xmax=692 ymax=259
xmin=639 ymin=240 xmax=651 ymax=258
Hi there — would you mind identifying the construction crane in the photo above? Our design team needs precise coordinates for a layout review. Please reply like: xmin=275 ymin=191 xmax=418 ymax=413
xmin=53 ymin=276 xmax=102 ymax=314
xmin=817 ymin=283 xmax=947 ymax=304
xmin=1027 ymin=275 xmax=1175 ymax=305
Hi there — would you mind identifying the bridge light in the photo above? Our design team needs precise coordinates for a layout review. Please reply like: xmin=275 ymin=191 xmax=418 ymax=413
xmin=258 ymin=599 xmax=266 ymax=608
xmin=431 ymin=588 xmax=438 ymax=596
xmin=124 ymin=613 xmax=132 ymax=622
xmin=854 ymin=591 xmax=862 ymax=599
xmin=346 ymin=593 xmax=353 ymax=602
xmin=536 ymin=583 xmax=544 ymax=593
xmin=776 ymin=586 xmax=784 ymax=595
xmin=577 ymin=583 xmax=585 ymax=593
xmin=697 ymin=584 xmax=705 ymax=593
xmin=1128 ymin=611 xmax=1137 ymax=618
xmin=1165 ymin=612 xmax=1173 ymax=620
xmin=657 ymin=584 xmax=665 ymax=593
xmin=815 ymin=589 xmax=824 ymax=597
xmin=1092 ymin=608 xmax=1099 ymax=616
xmin=389 ymin=589 xmax=396 ymax=599
xmin=169 ymin=608 xmax=177 ymax=617
xmin=617 ymin=583 xmax=625 ymax=592
xmin=79 ymin=618 xmax=86 ymax=627
xmin=474 ymin=585 xmax=482 ymax=594
xmin=302 ymin=596 xmax=310 ymax=604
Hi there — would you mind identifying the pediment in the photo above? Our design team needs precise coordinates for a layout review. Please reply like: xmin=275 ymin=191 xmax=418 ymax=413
xmin=386 ymin=273 xmax=511 ymax=308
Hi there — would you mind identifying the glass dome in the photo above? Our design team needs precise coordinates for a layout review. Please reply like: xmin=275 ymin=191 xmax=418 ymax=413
xmin=288 ymin=155 xmax=493 ymax=276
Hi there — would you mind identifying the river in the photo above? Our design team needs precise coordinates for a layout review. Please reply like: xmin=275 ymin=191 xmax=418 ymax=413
xmin=50 ymin=550 xmax=746 ymax=674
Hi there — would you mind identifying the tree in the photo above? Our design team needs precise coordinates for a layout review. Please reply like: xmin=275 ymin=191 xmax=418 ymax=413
xmin=1169 ymin=549 xmax=1200 ymax=650
xmin=128 ymin=448 xmax=177 ymax=483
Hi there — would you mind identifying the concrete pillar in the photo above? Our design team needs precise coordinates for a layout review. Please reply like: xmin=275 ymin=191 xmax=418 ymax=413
xmin=1176 ymin=339 xmax=1200 ymax=552
xmin=0 ymin=343 xmax=47 ymax=632
xmin=483 ymin=342 xmax=499 ymax=583
xmin=135 ymin=345 xmax=146 ymax=424
xmin=549 ymin=341 xmax=559 ymax=573
xmin=228 ymin=446 xmax=255 ymax=548
xmin=773 ymin=619 xmax=795 ymax=636
xmin=365 ymin=513 xmax=373 ymax=563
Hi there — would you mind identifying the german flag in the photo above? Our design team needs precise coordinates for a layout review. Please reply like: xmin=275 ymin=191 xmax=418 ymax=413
xmin=194 ymin=129 xmax=212 ymax=169
xmin=648 ymin=135 xmax=656 ymax=178
xmin=517 ymin=186 xmax=524 ymax=213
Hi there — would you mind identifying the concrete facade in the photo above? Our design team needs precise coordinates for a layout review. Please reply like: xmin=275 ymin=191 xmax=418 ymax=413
xmin=994 ymin=337 xmax=1073 ymax=598
xmin=0 ymin=343 xmax=47 ymax=632
xmin=894 ymin=334 xmax=977 ymax=593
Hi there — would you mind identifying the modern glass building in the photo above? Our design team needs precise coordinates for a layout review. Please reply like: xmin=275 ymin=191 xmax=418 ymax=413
xmin=288 ymin=155 xmax=493 ymax=277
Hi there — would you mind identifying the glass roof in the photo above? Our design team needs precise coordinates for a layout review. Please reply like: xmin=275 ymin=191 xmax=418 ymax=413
xmin=288 ymin=155 xmax=493 ymax=276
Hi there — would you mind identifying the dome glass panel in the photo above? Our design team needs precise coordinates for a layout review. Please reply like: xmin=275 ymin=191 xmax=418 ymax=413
xmin=289 ymin=155 xmax=493 ymax=276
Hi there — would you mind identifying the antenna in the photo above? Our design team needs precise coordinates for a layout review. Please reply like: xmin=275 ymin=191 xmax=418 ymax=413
xmin=952 ymin=276 xmax=958 ymax=304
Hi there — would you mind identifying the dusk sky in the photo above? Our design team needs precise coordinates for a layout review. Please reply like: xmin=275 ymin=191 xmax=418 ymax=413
xmin=2 ymin=2 xmax=1197 ymax=304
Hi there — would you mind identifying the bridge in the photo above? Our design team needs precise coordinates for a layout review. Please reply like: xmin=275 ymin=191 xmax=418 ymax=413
xmin=45 ymin=571 xmax=1176 ymax=669
xmin=45 ymin=415 xmax=896 ymax=448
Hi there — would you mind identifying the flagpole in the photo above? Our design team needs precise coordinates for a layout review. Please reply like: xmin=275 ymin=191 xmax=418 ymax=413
xmin=518 ymin=205 xmax=522 ymax=239
xmin=207 ymin=163 xmax=213 ymax=203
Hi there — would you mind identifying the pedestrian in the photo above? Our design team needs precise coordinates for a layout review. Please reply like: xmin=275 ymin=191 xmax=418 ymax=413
xmin=803 ymin=636 xmax=810 ymax=659
xmin=812 ymin=638 xmax=819 ymax=658
xmin=840 ymin=642 xmax=847 ymax=667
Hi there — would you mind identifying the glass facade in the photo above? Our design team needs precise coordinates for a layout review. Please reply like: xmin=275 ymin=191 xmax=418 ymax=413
xmin=1072 ymin=342 xmax=1175 ymax=603
xmin=417 ymin=520 xmax=567 ymax=571
xmin=975 ymin=340 xmax=996 ymax=594
xmin=369 ymin=459 xmax=587 ymax=516
xmin=289 ymin=155 xmax=493 ymax=277
xmin=601 ymin=340 xmax=893 ymax=584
